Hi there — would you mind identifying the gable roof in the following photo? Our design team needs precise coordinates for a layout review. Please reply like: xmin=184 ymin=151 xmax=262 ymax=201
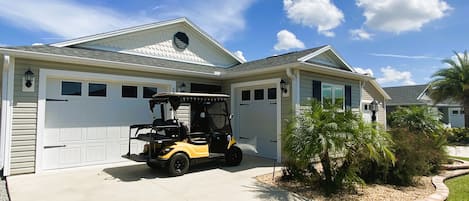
xmin=227 ymin=46 xmax=326 ymax=72
xmin=384 ymin=84 xmax=428 ymax=105
xmin=50 ymin=17 xmax=244 ymax=64
xmin=297 ymin=45 xmax=355 ymax=72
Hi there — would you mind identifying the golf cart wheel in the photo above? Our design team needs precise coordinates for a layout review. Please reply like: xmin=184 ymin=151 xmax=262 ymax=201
xmin=225 ymin=146 xmax=243 ymax=166
xmin=168 ymin=153 xmax=190 ymax=176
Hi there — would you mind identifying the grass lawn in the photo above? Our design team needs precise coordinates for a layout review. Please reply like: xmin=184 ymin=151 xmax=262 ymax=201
xmin=449 ymin=156 xmax=469 ymax=161
xmin=445 ymin=174 xmax=469 ymax=201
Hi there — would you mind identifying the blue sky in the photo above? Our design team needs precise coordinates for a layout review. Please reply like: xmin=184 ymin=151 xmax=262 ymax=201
xmin=0 ymin=0 xmax=465 ymax=87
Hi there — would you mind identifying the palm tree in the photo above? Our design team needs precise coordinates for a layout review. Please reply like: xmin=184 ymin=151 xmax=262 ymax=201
xmin=430 ymin=51 xmax=469 ymax=128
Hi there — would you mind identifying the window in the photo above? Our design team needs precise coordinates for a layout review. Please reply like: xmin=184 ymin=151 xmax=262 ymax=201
xmin=322 ymin=83 xmax=344 ymax=108
xmin=122 ymin=85 xmax=137 ymax=98
xmin=254 ymin=89 xmax=264 ymax=100
xmin=268 ymin=88 xmax=277 ymax=100
xmin=88 ymin=83 xmax=106 ymax=97
xmin=61 ymin=81 xmax=81 ymax=96
xmin=452 ymin=110 xmax=459 ymax=115
xmin=364 ymin=104 xmax=369 ymax=111
xmin=241 ymin=90 xmax=250 ymax=101
xmin=143 ymin=87 xmax=158 ymax=98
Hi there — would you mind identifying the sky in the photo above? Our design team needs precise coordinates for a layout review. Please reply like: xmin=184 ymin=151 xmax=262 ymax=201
xmin=0 ymin=0 xmax=466 ymax=87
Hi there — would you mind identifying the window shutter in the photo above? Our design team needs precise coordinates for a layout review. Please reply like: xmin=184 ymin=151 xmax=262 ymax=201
xmin=312 ymin=80 xmax=321 ymax=101
xmin=345 ymin=85 xmax=352 ymax=109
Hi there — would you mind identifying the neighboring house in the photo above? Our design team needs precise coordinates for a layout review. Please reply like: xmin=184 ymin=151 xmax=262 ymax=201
xmin=384 ymin=84 xmax=465 ymax=128
xmin=0 ymin=18 xmax=389 ymax=176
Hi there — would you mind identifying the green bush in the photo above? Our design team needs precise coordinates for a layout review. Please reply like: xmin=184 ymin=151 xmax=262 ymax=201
xmin=446 ymin=128 xmax=469 ymax=145
xmin=361 ymin=106 xmax=448 ymax=186
xmin=283 ymin=100 xmax=395 ymax=195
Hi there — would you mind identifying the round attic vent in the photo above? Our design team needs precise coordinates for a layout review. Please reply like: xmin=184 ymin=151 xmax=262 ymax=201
xmin=173 ymin=32 xmax=189 ymax=50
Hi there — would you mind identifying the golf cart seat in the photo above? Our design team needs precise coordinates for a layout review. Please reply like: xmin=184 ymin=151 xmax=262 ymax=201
xmin=188 ymin=132 xmax=208 ymax=145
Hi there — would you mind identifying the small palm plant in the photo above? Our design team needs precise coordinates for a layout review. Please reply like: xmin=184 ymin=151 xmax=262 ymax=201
xmin=283 ymin=100 xmax=395 ymax=195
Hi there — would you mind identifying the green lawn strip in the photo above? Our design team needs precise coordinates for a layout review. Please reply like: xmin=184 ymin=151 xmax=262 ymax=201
xmin=449 ymin=156 xmax=469 ymax=162
xmin=445 ymin=174 xmax=469 ymax=201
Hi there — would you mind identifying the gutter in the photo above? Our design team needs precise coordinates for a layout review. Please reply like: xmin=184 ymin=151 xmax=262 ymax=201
xmin=0 ymin=48 xmax=224 ymax=79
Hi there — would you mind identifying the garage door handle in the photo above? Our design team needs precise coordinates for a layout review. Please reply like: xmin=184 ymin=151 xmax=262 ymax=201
xmin=239 ymin=136 xmax=249 ymax=139
xmin=240 ymin=104 xmax=249 ymax=106
xmin=46 ymin=98 xmax=68 ymax=102
xmin=270 ymin=140 xmax=277 ymax=143
xmin=44 ymin=145 xmax=66 ymax=149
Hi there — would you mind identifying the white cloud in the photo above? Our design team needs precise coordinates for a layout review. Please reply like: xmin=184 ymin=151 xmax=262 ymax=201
xmin=377 ymin=66 xmax=416 ymax=85
xmin=274 ymin=29 xmax=305 ymax=51
xmin=370 ymin=53 xmax=443 ymax=60
xmin=0 ymin=43 xmax=6 ymax=47
xmin=0 ymin=0 xmax=255 ymax=43
xmin=354 ymin=67 xmax=374 ymax=76
xmin=349 ymin=28 xmax=373 ymax=40
xmin=356 ymin=0 xmax=452 ymax=33
xmin=283 ymin=0 xmax=344 ymax=37
xmin=155 ymin=0 xmax=255 ymax=42
xmin=233 ymin=50 xmax=247 ymax=62
xmin=0 ymin=0 xmax=155 ymax=40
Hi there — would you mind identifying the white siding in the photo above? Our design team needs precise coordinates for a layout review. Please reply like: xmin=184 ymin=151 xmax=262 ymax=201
xmin=76 ymin=23 xmax=238 ymax=67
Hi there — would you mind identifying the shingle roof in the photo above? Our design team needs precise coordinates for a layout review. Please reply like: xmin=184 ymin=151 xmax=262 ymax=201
xmin=5 ymin=45 xmax=222 ymax=74
xmin=4 ymin=45 xmax=328 ymax=74
xmin=227 ymin=46 xmax=326 ymax=72
xmin=383 ymin=84 xmax=428 ymax=105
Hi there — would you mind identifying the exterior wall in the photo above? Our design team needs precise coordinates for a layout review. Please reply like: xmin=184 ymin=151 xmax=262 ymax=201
xmin=77 ymin=23 xmax=238 ymax=67
xmin=299 ymin=71 xmax=360 ymax=109
xmin=362 ymin=84 xmax=386 ymax=126
xmin=9 ymin=58 xmax=222 ymax=175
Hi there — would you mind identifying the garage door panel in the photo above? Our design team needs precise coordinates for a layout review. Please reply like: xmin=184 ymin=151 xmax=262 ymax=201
xmin=59 ymin=145 xmax=82 ymax=165
xmin=43 ymin=76 xmax=171 ymax=170
xmin=85 ymin=144 xmax=106 ymax=162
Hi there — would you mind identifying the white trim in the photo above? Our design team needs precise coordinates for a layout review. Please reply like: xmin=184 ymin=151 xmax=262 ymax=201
xmin=321 ymin=82 xmax=345 ymax=109
xmin=416 ymin=84 xmax=430 ymax=100
xmin=230 ymin=78 xmax=282 ymax=162
xmin=297 ymin=45 xmax=355 ymax=72
xmin=1 ymin=55 xmax=14 ymax=175
xmin=294 ymin=69 xmax=300 ymax=114
xmin=35 ymin=69 xmax=176 ymax=173
xmin=50 ymin=17 xmax=244 ymax=64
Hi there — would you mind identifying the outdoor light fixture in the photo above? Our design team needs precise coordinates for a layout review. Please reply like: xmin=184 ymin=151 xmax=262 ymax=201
xmin=370 ymin=100 xmax=379 ymax=122
xmin=178 ymin=82 xmax=186 ymax=92
xmin=24 ymin=69 xmax=34 ymax=88
xmin=280 ymin=79 xmax=287 ymax=93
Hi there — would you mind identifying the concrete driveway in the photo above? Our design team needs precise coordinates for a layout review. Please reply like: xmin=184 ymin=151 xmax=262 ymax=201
xmin=7 ymin=156 xmax=306 ymax=201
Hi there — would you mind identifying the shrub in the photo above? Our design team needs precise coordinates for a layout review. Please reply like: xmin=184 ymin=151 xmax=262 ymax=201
xmin=283 ymin=100 xmax=395 ymax=195
xmin=446 ymin=128 xmax=469 ymax=145
xmin=361 ymin=106 xmax=448 ymax=186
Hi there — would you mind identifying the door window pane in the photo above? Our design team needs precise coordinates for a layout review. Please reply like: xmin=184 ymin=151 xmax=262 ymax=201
xmin=241 ymin=90 xmax=250 ymax=101
xmin=254 ymin=89 xmax=264 ymax=100
xmin=61 ymin=81 xmax=81 ymax=96
xmin=143 ymin=87 xmax=158 ymax=98
xmin=268 ymin=88 xmax=277 ymax=100
xmin=88 ymin=83 xmax=106 ymax=97
xmin=122 ymin=85 xmax=137 ymax=98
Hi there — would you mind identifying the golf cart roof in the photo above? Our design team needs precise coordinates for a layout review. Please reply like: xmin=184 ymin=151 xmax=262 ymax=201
xmin=150 ymin=92 xmax=230 ymax=110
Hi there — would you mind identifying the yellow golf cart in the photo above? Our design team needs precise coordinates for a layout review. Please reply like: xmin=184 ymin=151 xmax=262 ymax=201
xmin=122 ymin=92 xmax=242 ymax=176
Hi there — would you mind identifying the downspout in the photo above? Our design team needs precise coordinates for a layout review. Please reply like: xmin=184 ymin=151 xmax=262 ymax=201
xmin=286 ymin=68 xmax=299 ymax=115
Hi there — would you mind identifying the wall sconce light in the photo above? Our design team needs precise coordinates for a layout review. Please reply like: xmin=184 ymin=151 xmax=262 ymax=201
xmin=370 ymin=100 xmax=379 ymax=122
xmin=280 ymin=79 xmax=287 ymax=94
xmin=24 ymin=69 xmax=34 ymax=88
xmin=178 ymin=82 xmax=186 ymax=92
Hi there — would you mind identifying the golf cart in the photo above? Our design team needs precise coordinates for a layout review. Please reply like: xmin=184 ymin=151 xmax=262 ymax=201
xmin=122 ymin=92 xmax=243 ymax=176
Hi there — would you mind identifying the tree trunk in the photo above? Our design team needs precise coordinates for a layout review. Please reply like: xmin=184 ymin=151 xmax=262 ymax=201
xmin=320 ymin=149 xmax=334 ymax=194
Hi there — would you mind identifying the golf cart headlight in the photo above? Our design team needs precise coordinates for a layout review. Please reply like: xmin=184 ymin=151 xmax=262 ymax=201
xmin=160 ymin=147 xmax=174 ymax=155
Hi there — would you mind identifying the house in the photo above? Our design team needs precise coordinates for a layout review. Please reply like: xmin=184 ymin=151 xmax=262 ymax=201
xmin=384 ymin=84 xmax=465 ymax=128
xmin=0 ymin=18 xmax=390 ymax=176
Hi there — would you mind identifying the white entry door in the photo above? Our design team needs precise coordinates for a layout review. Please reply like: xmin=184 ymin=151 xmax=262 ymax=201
xmin=236 ymin=85 xmax=277 ymax=159
xmin=42 ymin=77 xmax=169 ymax=170
xmin=449 ymin=108 xmax=465 ymax=128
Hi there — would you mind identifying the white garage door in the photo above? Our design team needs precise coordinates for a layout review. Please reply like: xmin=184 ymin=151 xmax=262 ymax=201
xmin=449 ymin=108 xmax=465 ymax=128
xmin=236 ymin=85 xmax=277 ymax=159
xmin=42 ymin=77 xmax=170 ymax=170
